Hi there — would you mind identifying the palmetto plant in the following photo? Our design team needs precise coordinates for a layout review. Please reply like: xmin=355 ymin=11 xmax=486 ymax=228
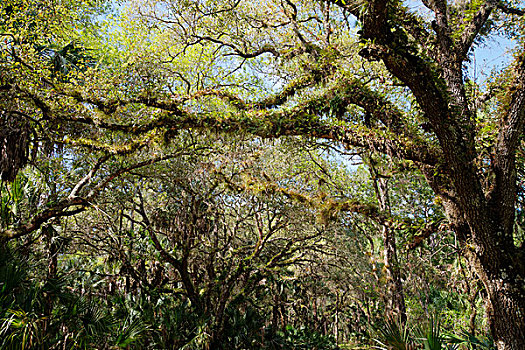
xmin=37 ymin=41 xmax=95 ymax=77
xmin=0 ymin=246 xmax=44 ymax=350
xmin=0 ymin=245 xmax=115 ymax=349
xmin=373 ymin=313 xmax=496 ymax=350
xmin=0 ymin=247 xmax=28 ymax=303
xmin=415 ymin=313 xmax=444 ymax=350
xmin=113 ymin=316 xmax=151 ymax=349
xmin=445 ymin=331 xmax=496 ymax=350
xmin=373 ymin=317 xmax=416 ymax=350
xmin=0 ymin=309 xmax=47 ymax=350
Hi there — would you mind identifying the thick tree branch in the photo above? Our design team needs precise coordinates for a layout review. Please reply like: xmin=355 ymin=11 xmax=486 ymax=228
xmin=219 ymin=171 xmax=385 ymax=223
xmin=432 ymin=0 xmax=449 ymax=29
xmin=489 ymin=51 xmax=525 ymax=235
xmin=134 ymin=188 xmax=202 ymax=306
xmin=0 ymin=156 xmax=113 ymax=241
xmin=58 ymin=77 xmax=440 ymax=167
xmin=352 ymin=11 xmax=496 ymax=261
xmin=0 ymin=197 xmax=89 ymax=242
xmin=497 ymin=2 xmax=525 ymax=15
xmin=361 ymin=0 xmax=390 ymax=41
xmin=77 ymin=104 xmax=440 ymax=166
xmin=458 ymin=1 xmax=498 ymax=59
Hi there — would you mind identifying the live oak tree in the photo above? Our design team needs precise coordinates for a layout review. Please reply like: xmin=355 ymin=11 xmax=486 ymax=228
xmin=2 ymin=0 xmax=525 ymax=348
xmin=111 ymin=1 xmax=525 ymax=347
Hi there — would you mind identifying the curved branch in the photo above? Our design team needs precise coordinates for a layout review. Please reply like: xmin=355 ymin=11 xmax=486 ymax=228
xmin=190 ymin=35 xmax=280 ymax=58
xmin=58 ymin=76 xmax=441 ymax=167
xmin=0 ymin=196 xmax=89 ymax=242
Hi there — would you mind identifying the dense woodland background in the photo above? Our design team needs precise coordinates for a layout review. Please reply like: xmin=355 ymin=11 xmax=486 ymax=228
xmin=1 ymin=0 xmax=525 ymax=349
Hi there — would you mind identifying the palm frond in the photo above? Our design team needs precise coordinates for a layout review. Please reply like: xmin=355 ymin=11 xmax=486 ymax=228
xmin=416 ymin=312 xmax=444 ymax=350
xmin=373 ymin=317 xmax=414 ymax=350
xmin=114 ymin=316 xmax=151 ymax=348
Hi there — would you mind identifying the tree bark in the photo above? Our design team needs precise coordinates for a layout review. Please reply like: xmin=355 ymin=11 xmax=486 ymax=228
xmin=353 ymin=2 xmax=525 ymax=345
xmin=369 ymin=159 xmax=407 ymax=324
xmin=484 ymin=278 xmax=525 ymax=350
xmin=441 ymin=198 xmax=525 ymax=350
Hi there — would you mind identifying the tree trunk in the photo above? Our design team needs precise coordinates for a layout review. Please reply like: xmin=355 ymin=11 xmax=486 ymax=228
xmin=43 ymin=225 xmax=58 ymax=334
xmin=484 ymin=278 xmax=525 ymax=350
xmin=377 ymin=178 xmax=407 ymax=324
xmin=369 ymin=159 xmax=407 ymax=324
xmin=442 ymin=199 xmax=525 ymax=350
xmin=467 ymin=241 xmax=525 ymax=350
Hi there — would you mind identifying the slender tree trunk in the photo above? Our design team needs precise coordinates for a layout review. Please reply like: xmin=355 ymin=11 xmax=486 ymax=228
xmin=272 ymin=293 xmax=279 ymax=331
xmin=43 ymin=225 xmax=58 ymax=334
xmin=376 ymin=178 xmax=407 ymax=324
xmin=334 ymin=292 xmax=339 ymax=343
xmin=369 ymin=159 xmax=407 ymax=324
xmin=467 ymin=279 xmax=480 ymax=335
